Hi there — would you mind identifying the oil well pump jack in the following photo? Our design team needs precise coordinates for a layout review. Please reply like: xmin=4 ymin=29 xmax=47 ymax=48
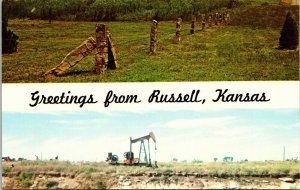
xmin=106 ymin=132 xmax=157 ymax=167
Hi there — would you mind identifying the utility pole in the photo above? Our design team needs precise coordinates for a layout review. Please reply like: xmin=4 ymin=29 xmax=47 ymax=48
xmin=283 ymin=146 xmax=285 ymax=161
xmin=130 ymin=137 xmax=132 ymax=165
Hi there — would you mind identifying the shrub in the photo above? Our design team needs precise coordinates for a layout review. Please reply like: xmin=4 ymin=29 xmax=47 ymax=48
xmin=192 ymin=159 xmax=203 ymax=164
xmin=19 ymin=171 xmax=34 ymax=181
xmin=19 ymin=171 xmax=34 ymax=188
xmin=227 ymin=0 xmax=237 ymax=9
xmin=2 ymin=166 xmax=11 ymax=173
xmin=2 ymin=1 xmax=19 ymax=54
xmin=279 ymin=11 xmax=299 ymax=49
xmin=6 ymin=0 xmax=231 ymax=21
xmin=46 ymin=180 xmax=59 ymax=188
xmin=21 ymin=179 xmax=32 ymax=188
xmin=83 ymin=167 xmax=97 ymax=179
xmin=95 ymin=180 xmax=107 ymax=189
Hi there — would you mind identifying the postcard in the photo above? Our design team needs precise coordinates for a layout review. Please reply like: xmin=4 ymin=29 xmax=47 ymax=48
xmin=2 ymin=0 xmax=300 ymax=189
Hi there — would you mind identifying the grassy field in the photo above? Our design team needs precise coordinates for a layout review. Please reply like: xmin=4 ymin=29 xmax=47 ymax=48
xmin=2 ymin=5 xmax=299 ymax=83
xmin=2 ymin=160 xmax=300 ymax=189
xmin=3 ymin=160 xmax=300 ymax=177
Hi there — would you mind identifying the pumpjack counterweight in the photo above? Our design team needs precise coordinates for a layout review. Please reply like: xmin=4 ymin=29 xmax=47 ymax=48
xmin=106 ymin=132 xmax=157 ymax=167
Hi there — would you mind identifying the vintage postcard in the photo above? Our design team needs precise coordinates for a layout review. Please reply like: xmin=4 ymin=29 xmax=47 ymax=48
xmin=2 ymin=0 xmax=300 ymax=189
xmin=2 ymin=0 xmax=299 ymax=83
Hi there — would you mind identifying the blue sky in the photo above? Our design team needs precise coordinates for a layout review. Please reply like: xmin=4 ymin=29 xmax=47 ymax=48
xmin=3 ymin=109 xmax=299 ymax=162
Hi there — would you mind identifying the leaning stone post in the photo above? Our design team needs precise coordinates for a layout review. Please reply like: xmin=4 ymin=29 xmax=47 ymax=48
xmin=174 ymin=18 xmax=182 ymax=43
xmin=150 ymin=20 xmax=158 ymax=54
xmin=190 ymin=15 xmax=196 ymax=34
xmin=44 ymin=37 xmax=96 ymax=78
xmin=95 ymin=24 xmax=108 ymax=74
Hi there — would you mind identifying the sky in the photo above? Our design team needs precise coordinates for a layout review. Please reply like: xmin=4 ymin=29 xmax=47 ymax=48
xmin=2 ymin=109 xmax=299 ymax=162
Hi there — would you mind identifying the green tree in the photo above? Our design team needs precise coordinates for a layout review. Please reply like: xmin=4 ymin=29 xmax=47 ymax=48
xmin=191 ymin=159 xmax=203 ymax=164
xmin=279 ymin=11 xmax=299 ymax=50
xmin=2 ymin=0 xmax=19 ymax=54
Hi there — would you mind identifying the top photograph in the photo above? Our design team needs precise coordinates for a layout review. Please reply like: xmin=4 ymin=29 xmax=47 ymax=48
xmin=2 ymin=0 xmax=299 ymax=83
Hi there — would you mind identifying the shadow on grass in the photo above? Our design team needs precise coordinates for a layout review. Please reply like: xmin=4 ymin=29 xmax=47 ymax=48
xmin=60 ymin=70 xmax=92 ymax=77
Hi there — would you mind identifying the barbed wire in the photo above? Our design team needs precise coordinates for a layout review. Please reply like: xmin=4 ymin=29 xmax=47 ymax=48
xmin=86 ymin=11 xmax=232 ymax=50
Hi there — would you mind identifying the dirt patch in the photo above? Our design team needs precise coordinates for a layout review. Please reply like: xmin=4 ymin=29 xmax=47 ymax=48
xmin=2 ymin=172 xmax=300 ymax=189
xmin=111 ymin=175 xmax=300 ymax=189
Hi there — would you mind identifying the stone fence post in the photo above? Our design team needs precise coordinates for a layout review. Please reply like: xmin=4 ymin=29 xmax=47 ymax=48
xmin=150 ymin=20 xmax=158 ymax=54
xmin=190 ymin=15 xmax=196 ymax=34
xmin=95 ymin=24 xmax=108 ymax=74
xmin=174 ymin=18 xmax=182 ymax=43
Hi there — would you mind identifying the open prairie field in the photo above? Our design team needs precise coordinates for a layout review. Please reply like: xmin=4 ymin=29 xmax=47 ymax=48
xmin=2 ymin=3 xmax=299 ymax=83
xmin=2 ymin=160 xmax=300 ymax=189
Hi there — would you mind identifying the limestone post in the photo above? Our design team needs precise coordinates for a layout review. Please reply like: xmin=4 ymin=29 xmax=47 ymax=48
xmin=44 ymin=37 xmax=96 ymax=78
xmin=201 ymin=14 xmax=206 ymax=31
xmin=95 ymin=24 xmax=108 ymax=74
xmin=150 ymin=20 xmax=158 ymax=54
xmin=202 ymin=20 xmax=206 ymax=31
xmin=208 ymin=14 xmax=212 ymax=28
xmin=174 ymin=18 xmax=182 ymax=43
xmin=190 ymin=15 xmax=196 ymax=34
xmin=224 ymin=11 xmax=228 ymax=24
xmin=219 ymin=13 xmax=223 ymax=24
xmin=215 ymin=13 xmax=219 ymax=26
xmin=222 ymin=13 xmax=226 ymax=24
xmin=225 ymin=11 xmax=231 ymax=24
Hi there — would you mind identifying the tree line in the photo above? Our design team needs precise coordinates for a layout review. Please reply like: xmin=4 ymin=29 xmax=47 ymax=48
xmin=4 ymin=0 xmax=233 ymax=21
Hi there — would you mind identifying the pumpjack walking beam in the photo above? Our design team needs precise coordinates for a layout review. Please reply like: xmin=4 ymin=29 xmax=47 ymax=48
xmin=130 ymin=132 xmax=156 ymax=166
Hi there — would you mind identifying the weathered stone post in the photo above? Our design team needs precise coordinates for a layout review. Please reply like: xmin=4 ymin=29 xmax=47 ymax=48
xmin=95 ymin=24 xmax=108 ymax=74
xmin=150 ymin=20 xmax=158 ymax=54
xmin=208 ymin=14 xmax=212 ymax=27
xmin=201 ymin=20 xmax=206 ymax=31
xmin=225 ymin=11 xmax=231 ymax=24
xmin=44 ymin=23 xmax=119 ymax=78
xmin=224 ymin=12 xmax=228 ymax=24
xmin=44 ymin=37 xmax=96 ymax=78
xmin=222 ymin=13 xmax=226 ymax=24
xmin=201 ymin=15 xmax=206 ymax=31
xmin=190 ymin=15 xmax=196 ymax=34
xmin=219 ymin=13 xmax=223 ymax=24
xmin=215 ymin=13 xmax=219 ymax=26
xmin=174 ymin=18 xmax=182 ymax=43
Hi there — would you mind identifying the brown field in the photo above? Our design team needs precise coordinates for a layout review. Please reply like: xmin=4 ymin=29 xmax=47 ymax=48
xmin=2 ymin=160 xmax=300 ymax=189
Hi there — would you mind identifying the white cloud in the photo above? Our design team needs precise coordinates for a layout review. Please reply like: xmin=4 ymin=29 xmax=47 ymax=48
xmin=293 ymin=122 xmax=300 ymax=128
xmin=262 ymin=122 xmax=300 ymax=130
xmin=155 ymin=130 xmax=299 ymax=162
xmin=3 ymin=109 xmax=299 ymax=163
xmin=3 ymin=123 xmax=299 ymax=163
xmin=150 ymin=116 xmax=237 ymax=129
xmin=2 ymin=135 xmax=130 ymax=162
xmin=52 ymin=118 xmax=107 ymax=126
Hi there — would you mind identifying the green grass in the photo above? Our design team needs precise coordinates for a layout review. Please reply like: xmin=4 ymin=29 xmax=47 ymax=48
xmin=46 ymin=180 xmax=59 ymax=188
xmin=19 ymin=171 xmax=34 ymax=188
xmin=3 ymin=16 xmax=299 ymax=83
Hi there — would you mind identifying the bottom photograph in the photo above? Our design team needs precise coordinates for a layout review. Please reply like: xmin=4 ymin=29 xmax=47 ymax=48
xmin=2 ymin=109 xmax=300 ymax=189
